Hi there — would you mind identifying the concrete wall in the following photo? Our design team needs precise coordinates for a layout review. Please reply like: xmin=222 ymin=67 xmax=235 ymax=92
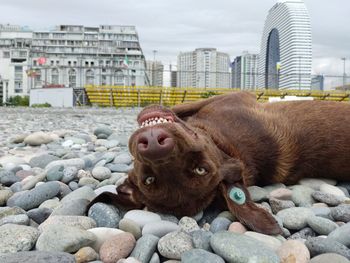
xmin=30 ymin=88 xmax=73 ymax=107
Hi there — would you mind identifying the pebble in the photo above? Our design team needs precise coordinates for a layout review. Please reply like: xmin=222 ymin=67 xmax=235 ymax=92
xmin=209 ymin=217 xmax=232 ymax=233
xmin=7 ymin=181 xmax=61 ymax=210
xmin=307 ymin=216 xmax=339 ymax=235
xmin=331 ymin=205 xmax=350 ymax=222
xmin=106 ymin=163 xmax=132 ymax=173
xmin=38 ymin=215 xmax=96 ymax=232
xmin=46 ymin=165 xmax=65 ymax=181
xmin=0 ymin=251 xmax=76 ymax=263
xmin=269 ymin=197 xmax=295 ymax=214
xmin=88 ymin=202 xmax=121 ymax=228
xmin=312 ymin=191 xmax=344 ymax=206
xmin=92 ymin=166 xmax=112 ymax=180
xmin=0 ymin=170 xmax=20 ymax=186
xmin=27 ymin=207 xmax=52 ymax=224
xmin=248 ymin=186 xmax=269 ymax=202
xmin=244 ymin=231 xmax=283 ymax=251
xmin=277 ymin=240 xmax=310 ymax=263
xmin=157 ymin=231 xmax=194 ymax=260
xmin=124 ymin=210 xmax=162 ymax=228
xmin=130 ymin=234 xmax=159 ymax=263
xmin=217 ymin=210 xmax=235 ymax=221
xmin=288 ymin=227 xmax=316 ymax=240
xmin=62 ymin=166 xmax=79 ymax=183
xmin=79 ymin=177 xmax=100 ymax=188
xmin=60 ymin=186 xmax=96 ymax=203
xmin=0 ymin=188 xmax=13 ymax=205
xmin=36 ymin=224 xmax=97 ymax=253
xmin=29 ymin=154 xmax=60 ymax=169
xmin=114 ymin=152 xmax=133 ymax=165
xmin=309 ymin=253 xmax=350 ymax=263
xmin=299 ymin=178 xmax=337 ymax=190
xmin=142 ymin=220 xmax=180 ymax=237
xmin=118 ymin=218 xmax=142 ymax=239
xmin=210 ymin=231 xmax=280 ymax=263
xmin=328 ymin=222 xmax=350 ymax=247
xmin=24 ymin=131 xmax=53 ymax=146
xmin=228 ymin=222 xmax=247 ymax=234
xmin=0 ymin=213 xmax=30 ymax=226
xmin=0 ymin=224 xmax=39 ymax=253
xmin=191 ymin=230 xmax=213 ymax=251
xmin=94 ymin=185 xmax=117 ymax=196
xmin=99 ymin=232 xmax=136 ymax=263
xmin=181 ymin=248 xmax=225 ymax=263
xmin=51 ymin=198 xmax=90 ymax=216
xmin=94 ymin=126 xmax=113 ymax=137
xmin=305 ymin=237 xmax=350 ymax=260
xmin=45 ymin=158 xmax=85 ymax=171
xmin=320 ymin=184 xmax=347 ymax=198
xmin=269 ymin=188 xmax=293 ymax=200
xmin=87 ymin=227 xmax=124 ymax=251
xmin=291 ymin=185 xmax=315 ymax=207
xmin=311 ymin=207 xmax=333 ymax=220
xmin=179 ymin=216 xmax=200 ymax=233
xmin=74 ymin=246 xmax=99 ymax=263
xmin=277 ymin=207 xmax=314 ymax=230
xmin=149 ymin=252 xmax=160 ymax=263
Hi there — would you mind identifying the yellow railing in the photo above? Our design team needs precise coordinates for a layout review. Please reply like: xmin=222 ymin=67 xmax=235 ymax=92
xmin=84 ymin=85 xmax=350 ymax=107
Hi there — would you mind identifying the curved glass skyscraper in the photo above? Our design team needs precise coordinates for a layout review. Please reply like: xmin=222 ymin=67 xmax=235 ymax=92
xmin=259 ymin=0 xmax=312 ymax=90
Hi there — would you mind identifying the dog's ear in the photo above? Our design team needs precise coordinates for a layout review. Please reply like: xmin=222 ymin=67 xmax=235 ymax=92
xmin=88 ymin=179 xmax=144 ymax=211
xmin=218 ymin=161 xmax=282 ymax=235
xmin=171 ymin=94 xmax=224 ymax=119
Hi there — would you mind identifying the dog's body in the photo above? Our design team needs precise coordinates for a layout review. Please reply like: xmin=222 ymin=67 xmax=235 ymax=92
xmin=90 ymin=92 xmax=350 ymax=234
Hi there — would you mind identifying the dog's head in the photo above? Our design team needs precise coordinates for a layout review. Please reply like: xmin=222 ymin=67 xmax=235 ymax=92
xmin=98 ymin=105 xmax=281 ymax=235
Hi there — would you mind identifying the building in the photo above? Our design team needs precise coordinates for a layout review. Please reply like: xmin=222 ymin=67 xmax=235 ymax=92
xmin=311 ymin=75 xmax=324 ymax=91
xmin=258 ymin=0 xmax=312 ymax=90
xmin=177 ymin=48 xmax=231 ymax=88
xmin=231 ymin=51 xmax=259 ymax=89
xmin=0 ymin=24 xmax=149 ymax=103
xmin=170 ymin=64 xmax=177 ymax=88
xmin=146 ymin=60 xmax=163 ymax=87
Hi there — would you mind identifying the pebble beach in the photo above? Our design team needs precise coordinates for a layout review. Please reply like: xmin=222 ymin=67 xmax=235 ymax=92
xmin=0 ymin=107 xmax=350 ymax=263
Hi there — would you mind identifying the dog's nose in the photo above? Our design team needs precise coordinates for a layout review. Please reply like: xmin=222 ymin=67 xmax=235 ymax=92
xmin=137 ymin=128 xmax=175 ymax=160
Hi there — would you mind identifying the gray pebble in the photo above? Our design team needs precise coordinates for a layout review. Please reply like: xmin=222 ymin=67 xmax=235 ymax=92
xmin=312 ymin=191 xmax=344 ymax=206
xmin=46 ymin=165 xmax=64 ymax=181
xmin=157 ymin=231 xmax=194 ymax=260
xmin=51 ymin=198 xmax=90 ymax=216
xmin=182 ymin=248 xmax=225 ymax=263
xmin=130 ymin=234 xmax=159 ymax=263
xmin=88 ymin=202 xmax=121 ymax=228
xmin=191 ymin=230 xmax=213 ymax=251
xmin=276 ymin=207 xmax=314 ymax=230
xmin=331 ymin=205 xmax=350 ymax=222
xmin=0 ymin=214 xmax=30 ymax=226
xmin=248 ymin=186 xmax=269 ymax=202
xmin=269 ymin=197 xmax=295 ymax=214
xmin=328 ymin=222 xmax=350 ymax=247
xmin=0 ymin=251 xmax=75 ymax=263
xmin=305 ymin=237 xmax=350 ymax=260
xmin=62 ymin=166 xmax=78 ymax=183
xmin=27 ymin=207 xmax=53 ymax=224
xmin=288 ymin=227 xmax=316 ymax=240
xmin=307 ymin=216 xmax=339 ymax=235
xmin=209 ymin=217 xmax=231 ymax=233
xmin=291 ymin=185 xmax=315 ymax=207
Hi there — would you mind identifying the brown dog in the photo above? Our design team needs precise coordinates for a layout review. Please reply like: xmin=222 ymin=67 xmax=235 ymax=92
xmin=90 ymin=92 xmax=350 ymax=235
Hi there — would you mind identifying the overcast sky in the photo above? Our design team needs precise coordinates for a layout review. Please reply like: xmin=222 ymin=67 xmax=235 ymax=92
xmin=1 ymin=0 xmax=349 ymax=76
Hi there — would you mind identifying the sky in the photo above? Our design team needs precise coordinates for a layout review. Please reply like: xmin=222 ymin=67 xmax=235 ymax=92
xmin=1 ymin=0 xmax=349 ymax=77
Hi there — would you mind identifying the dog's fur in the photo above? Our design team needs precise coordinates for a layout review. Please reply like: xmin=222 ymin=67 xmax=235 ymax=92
xmin=90 ymin=92 xmax=350 ymax=235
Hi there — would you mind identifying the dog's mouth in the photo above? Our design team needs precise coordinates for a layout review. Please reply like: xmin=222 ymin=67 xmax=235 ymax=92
xmin=138 ymin=111 xmax=175 ymax=128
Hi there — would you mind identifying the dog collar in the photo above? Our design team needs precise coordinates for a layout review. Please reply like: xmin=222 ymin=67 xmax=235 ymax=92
xmin=229 ymin=187 xmax=246 ymax=205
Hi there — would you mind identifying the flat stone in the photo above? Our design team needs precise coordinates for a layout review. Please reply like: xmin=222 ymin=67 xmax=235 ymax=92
xmin=328 ymin=222 xmax=350 ymax=247
xmin=92 ymin=166 xmax=112 ymax=180
xmin=291 ymin=185 xmax=315 ymax=207
xmin=276 ymin=207 xmax=314 ymax=230
xmin=51 ymin=198 xmax=90 ymax=216
xmin=74 ymin=246 xmax=99 ymax=263
xmin=142 ymin=220 xmax=180 ymax=238
xmin=24 ymin=131 xmax=53 ymax=146
xmin=29 ymin=154 xmax=60 ymax=169
xmin=191 ymin=230 xmax=213 ymax=251
xmin=60 ymin=186 xmax=96 ymax=203
xmin=0 ymin=224 xmax=39 ymax=253
xmin=307 ymin=215 xmax=339 ymax=235
xmin=244 ymin=231 xmax=283 ymax=251
xmin=269 ymin=197 xmax=295 ymax=214
xmin=87 ymin=227 xmax=124 ymax=251
xmin=210 ymin=231 xmax=279 ymax=263
xmin=36 ymin=224 xmax=96 ymax=253
xmin=39 ymin=215 xmax=96 ymax=232
xmin=248 ymin=186 xmax=269 ymax=202
xmin=182 ymin=248 xmax=225 ymax=263
xmin=320 ymin=184 xmax=346 ymax=198
xmin=331 ymin=205 xmax=350 ymax=222
xmin=0 ymin=213 xmax=30 ymax=226
xmin=100 ymin=232 xmax=136 ymax=263
xmin=158 ymin=231 xmax=194 ymax=260
xmin=209 ymin=217 xmax=232 ymax=233
xmin=277 ymin=240 xmax=310 ymax=263
xmin=305 ymin=237 xmax=350 ymax=260
xmin=7 ymin=181 xmax=61 ymax=210
xmin=312 ymin=191 xmax=344 ymax=206
xmin=299 ymin=178 xmax=337 ymax=190
xmin=88 ymin=202 xmax=121 ymax=228
xmin=27 ymin=207 xmax=52 ymax=224
xmin=124 ymin=210 xmax=161 ymax=228
xmin=0 ymin=251 xmax=75 ymax=263
xmin=179 ymin=216 xmax=200 ymax=233
xmin=309 ymin=253 xmax=350 ymax=263
xmin=94 ymin=126 xmax=113 ymax=137
xmin=130 ymin=234 xmax=159 ymax=263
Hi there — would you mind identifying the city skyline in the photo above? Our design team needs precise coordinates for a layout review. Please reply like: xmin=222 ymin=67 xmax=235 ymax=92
xmin=0 ymin=0 xmax=349 ymax=76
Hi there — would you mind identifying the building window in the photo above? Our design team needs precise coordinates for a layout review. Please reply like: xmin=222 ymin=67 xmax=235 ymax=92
xmin=14 ymin=66 xmax=23 ymax=80
xmin=86 ymin=69 xmax=94 ymax=85
xmin=14 ymin=81 xmax=23 ymax=93
xmin=3 ymin=51 xmax=10 ymax=58
xmin=51 ymin=68 xmax=59 ymax=85
xmin=34 ymin=71 xmax=42 ymax=88
xmin=114 ymin=70 xmax=124 ymax=85
xmin=68 ymin=69 xmax=76 ymax=88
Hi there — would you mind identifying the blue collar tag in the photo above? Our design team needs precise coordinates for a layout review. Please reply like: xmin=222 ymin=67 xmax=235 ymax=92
xmin=228 ymin=187 xmax=246 ymax=205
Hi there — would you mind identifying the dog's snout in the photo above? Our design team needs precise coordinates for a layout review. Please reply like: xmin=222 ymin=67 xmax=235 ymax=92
xmin=137 ymin=128 xmax=175 ymax=160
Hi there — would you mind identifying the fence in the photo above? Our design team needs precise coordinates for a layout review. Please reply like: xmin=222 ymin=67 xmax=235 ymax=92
xmin=84 ymin=85 xmax=350 ymax=107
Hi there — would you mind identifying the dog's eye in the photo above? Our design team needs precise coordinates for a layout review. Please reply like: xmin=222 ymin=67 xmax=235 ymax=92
xmin=144 ymin=176 xmax=155 ymax=185
xmin=194 ymin=167 xmax=208 ymax=176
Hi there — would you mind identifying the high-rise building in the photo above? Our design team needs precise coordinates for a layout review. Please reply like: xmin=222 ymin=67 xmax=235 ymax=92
xmin=231 ymin=51 xmax=259 ymax=89
xmin=311 ymin=75 xmax=324 ymax=91
xmin=146 ymin=61 xmax=164 ymax=87
xmin=0 ymin=24 xmax=148 ymax=103
xmin=177 ymin=48 xmax=231 ymax=88
xmin=170 ymin=64 xmax=177 ymax=88
xmin=258 ymin=0 xmax=312 ymax=90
